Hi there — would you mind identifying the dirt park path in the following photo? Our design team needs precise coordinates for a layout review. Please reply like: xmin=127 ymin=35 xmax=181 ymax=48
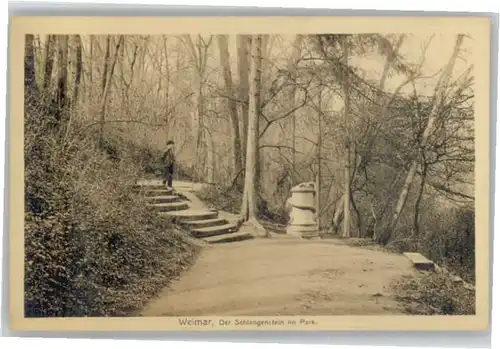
xmin=141 ymin=236 xmax=416 ymax=316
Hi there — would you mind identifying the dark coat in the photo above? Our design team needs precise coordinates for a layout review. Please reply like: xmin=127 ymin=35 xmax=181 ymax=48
xmin=161 ymin=148 xmax=175 ymax=167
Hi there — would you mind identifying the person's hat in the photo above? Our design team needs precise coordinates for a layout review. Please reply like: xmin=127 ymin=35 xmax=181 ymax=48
xmin=167 ymin=140 xmax=175 ymax=145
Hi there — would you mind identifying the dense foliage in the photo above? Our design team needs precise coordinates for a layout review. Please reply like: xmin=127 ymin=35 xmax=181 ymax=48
xmin=393 ymin=272 xmax=475 ymax=315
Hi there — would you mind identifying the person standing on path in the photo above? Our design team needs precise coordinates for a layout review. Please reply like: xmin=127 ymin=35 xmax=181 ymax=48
xmin=161 ymin=140 xmax=176 ymax=188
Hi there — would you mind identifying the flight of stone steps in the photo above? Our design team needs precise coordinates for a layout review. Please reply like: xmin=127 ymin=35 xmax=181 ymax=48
xmin=133 ymin=182 xmax=253 ymax=244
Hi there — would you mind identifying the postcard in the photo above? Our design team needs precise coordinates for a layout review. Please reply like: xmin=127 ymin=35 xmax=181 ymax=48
xmin=8 ymin=14 xmax=492 ymax=332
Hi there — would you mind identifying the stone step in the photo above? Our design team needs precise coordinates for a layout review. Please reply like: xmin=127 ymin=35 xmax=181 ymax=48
xmin=146 ymin=195 xmax=181 ymax=204
xmin=180 ymin=217 xmax=228 ymax=229
xmin=148 ymin=201 xmax=189 ymax=212
xmin=136 ymin=188 xmax=174 ymax=196
xmin=132 ymin=182 xmax=165 ymax=189
xmin=202 ymin=231 xmax=254 ymax=244
xmin=190 ymin=223 xmax=238 ymax=238
xmin=160 ymin=209 xmax=219 ymax=222
xmin=403 ymin=252 xmax=435 ymax=271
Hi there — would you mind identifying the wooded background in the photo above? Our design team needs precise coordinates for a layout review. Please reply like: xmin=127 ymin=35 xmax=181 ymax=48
xmin=24 ymin=33 xmax=475 ymax=289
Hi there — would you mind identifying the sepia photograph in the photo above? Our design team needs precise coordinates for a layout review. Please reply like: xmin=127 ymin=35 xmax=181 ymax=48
xmin=8 ymin=16 xmax=491 ymax=331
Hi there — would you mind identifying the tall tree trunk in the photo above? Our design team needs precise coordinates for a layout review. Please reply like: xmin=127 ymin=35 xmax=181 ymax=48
xmin=183 ymin=34 xmax=209 ymax=181
xmin=237 ymin=35 xmax=251 ymax=163
xmin=118 ymin=39 xmax=127 ymax=116
xmin=204 ymin=131 xmax=216 ymax=183
xmin=316 ymin=84 xmax=322 ymax=230
xmin=194 ymin=73 xmax=204 ymax=180
xmin=138 ymin=36 xmax=148 ymax=81
xmin=330 ymin=197 xmax=344 ymax=233
xmin=34 ymin=35 xmax=42 ymax=75
xmin=413 ymin=158 xmax=428 ymax=237
xmin=260 ymin=35 xmax=269 ymax=80
xmin=24 ymin=35 xmax=38 ymax=98
xmin=204 ymin=131 xmax=213 ymax=182
xmin=42 ymin=35 xmax=54 ymax=92
xmin=260 ymin=34 xmax=275 ymax=91
xmin=162 ymin=36 xmax=172 ymax=132
xmin=99 ymin=35 xmax=123 ymax=146
xmin=72 ymin=35 xmax=83 ymax=110
xmin=254 ymin=35 xmax=275 ymax=192
xmin=61 ymin=35 xmax=83 ymax=141
xmin=240 ymin=35 xmax=263 ymax=228
xmin=218 ymin=35 xmax=243 ymax=176
xmin=87 ymin=35 xmax=93 ymax=117
xmin=101 ymin=36 xmax=111 ymax=94
xmin=385 ymin=34 xmax=465 ymax=243
xmin=288 ymin=35 xmax=302 ymax=169
xmin=157 ymin=38 xmax=163 ymax=97
xmin=55 ymin=35 xmax=69 ymax=126
xmin=125 ymin=42 xmax=139 ymax=115
xmin=211 ymin=133 xmax=217 ymax=184
xmin=342 ymin=37 xmax=351 ymax=238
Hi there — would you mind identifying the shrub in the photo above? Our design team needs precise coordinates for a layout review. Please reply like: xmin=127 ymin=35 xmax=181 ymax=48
xmin=385 ymin=205 xmax=475 ymax=283
xmin=197 ymin=184 xmax=289 ymax=225
xmin=392 ymin=272 xmax=475 ymax=315
xmin=421 ymin=205 xmax=475 ymax=283
xmin=197 ymin=185 xmax=242 ymax=214
xmin=388 ymin=205 xmax=475 ymax=316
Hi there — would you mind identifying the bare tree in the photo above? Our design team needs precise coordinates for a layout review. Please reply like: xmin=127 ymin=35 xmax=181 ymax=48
xmin=384 ymin=34 xmax=466 ymax=244
xmin=342 ymin=36 xmax=352 ymax=238
xmin=316 ymin=84 xmax=322 ymax=230
xmin=99 ymin=35 xmax=124 ymax=145
xmin=55 ymin=35 xmax=69 ymax=125
xmin=218 ymin=35 xmax=243 ymax=176
xmin=237 ymin=35 xmax=251 ymax=162
xmin=327 ymin=34 xmax=408 ymax=235
xmin=122 ymin=38 xmax=140 ymax=115
xmin=71 ymin=35 xmax=83 ymax=109
xmin=86 ymin=35 xmax=94 ymax=116
xmin=101 ymin=36 xmax=111 ymax=95
xmin=42 ymin=35 xmax=55 ymax=92
xmin=288 ymin=35 xmax=303 ymax=168
xmin=183 ymin=34 xmax=213 ymax=180
xmin=239 ymin=35 xmax=266 ymax=236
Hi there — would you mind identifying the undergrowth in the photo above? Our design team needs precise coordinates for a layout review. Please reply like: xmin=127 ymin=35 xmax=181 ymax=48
xmin=24 ymin=97 xmax=200 ymax=317
xmin=392 ymin=272 xmax=475 ymax=315
xmin=197 ymin=184 xmax=289 ymax=225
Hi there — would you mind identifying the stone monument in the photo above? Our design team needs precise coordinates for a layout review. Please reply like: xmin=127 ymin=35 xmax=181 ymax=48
xmin=285 ymin=182 xmax=319 ymax=239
